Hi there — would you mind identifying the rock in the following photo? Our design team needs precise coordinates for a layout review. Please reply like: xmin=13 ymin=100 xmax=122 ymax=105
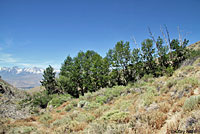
xmin=185 ymin=117 xmax=198 ymax=129
xmin=194 ymin=88 xmax=200 ymax=95
xmin=78 ymin=100 xmax=89 ymax=108
xmin=130 ymin=88 xmax=142 ymax=94
xmin=145 ymin=102 xmax=159 ymax=112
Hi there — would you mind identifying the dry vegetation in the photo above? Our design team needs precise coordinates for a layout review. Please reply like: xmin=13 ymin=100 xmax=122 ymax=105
xmin=1 ymin=41 xmax=200 ymax=134
xmin=1 ymin=55 xmax=199 ymax=134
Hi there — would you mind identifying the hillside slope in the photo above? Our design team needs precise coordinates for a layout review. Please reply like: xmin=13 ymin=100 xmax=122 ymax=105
xmin=0 ymin=79 xmax=31 ymax=133
xmin=1 ymin=55 xmax=199 ymax=134
xmin=1 ymin=41 xmax=199 ymax=134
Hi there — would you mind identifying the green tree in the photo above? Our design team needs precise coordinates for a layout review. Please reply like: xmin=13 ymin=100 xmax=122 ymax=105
xmin=170 ymin=38 xmax=189 ymax=69
xmin=130 ymin=47 xmax=143 ymax=81
xmin=141 ymin=39 xmax=157 ymax=75
xmin=41 ymin=65 xmax=57 ymax=95
xmin=59 ymin=55 xmax=79 ymax=97
xmin=107 ymin=41 xmax=131 ymax=85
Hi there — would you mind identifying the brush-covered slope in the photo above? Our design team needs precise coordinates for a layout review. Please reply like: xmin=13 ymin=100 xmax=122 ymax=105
xmin=0 ymin=78 xmax=31 ymax=133
xmin=2 ymin=56 xmax=200 ymax=134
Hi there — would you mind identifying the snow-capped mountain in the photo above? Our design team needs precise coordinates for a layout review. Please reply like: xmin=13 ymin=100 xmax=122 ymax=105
xmin=0 ymin=66 xmax=45 ymax=89
xmin=0 ymin=66 xmax=44 ymax=75
xmin=0 ymin=66 xmax=60 ymax=89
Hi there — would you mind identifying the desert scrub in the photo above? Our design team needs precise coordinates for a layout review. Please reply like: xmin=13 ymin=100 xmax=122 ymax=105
xmin=84 ymin=101 xmax=101 ymax=110
xmin=113 ymin=100 xmax=132 ymax=111
xmin=180 ymin=66 xmax=194 ymax=72
xmin=141 ymin=74 xmax=154 ymax=83
xmin=39 ymin=113 xmax=52 ymax=123
xmin=31 ymin=91 xmax=53 ymax=108
xmin=94 ymin=105 xmax=110 ymax=118
xmin=75 ymin=112 xmax=95 ymax=123
xmin=96 ymin=95 xmax=109 ymax=105
xmin=166 ymin=79 xmax=177 ymax=89
xmin=48 ymin=94 xmax=72 ymax=108
xmin=86 ymin=123 xmax=130 ymax=134
xmin=65 ymin=104 xmax=74 ymax=111
xmin=105 ymin=86 xmax=126 ymax=98
xmin=101 ymin=110 xmax=129 ymax=123
xmin=183 ymin=95 xmax=200 ymax=111
xmin=176 ymin=77 xmax=199 ymax=90
xmin=8 ymin=126 xmax=38 ymax=134
xmin=51 ymin=116 xmax=71 ymax=127
xmin=143 ymin=86 xmax=157 ymax=106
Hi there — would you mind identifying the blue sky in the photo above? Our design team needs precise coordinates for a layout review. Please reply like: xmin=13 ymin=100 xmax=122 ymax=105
xmin=0 ymin=0 xmax=199 ymax=69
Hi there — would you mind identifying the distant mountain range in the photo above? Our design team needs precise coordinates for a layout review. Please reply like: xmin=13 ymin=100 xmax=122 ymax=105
xmin=0 ymin=66 xmax=59 ymax=89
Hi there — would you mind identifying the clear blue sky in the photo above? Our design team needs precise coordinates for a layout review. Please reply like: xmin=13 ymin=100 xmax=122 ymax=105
xmin=0 ymin=0 xmax=199 ymax=69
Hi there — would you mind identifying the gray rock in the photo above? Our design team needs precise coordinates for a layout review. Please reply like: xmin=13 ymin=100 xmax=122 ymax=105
xmin=78 ymin=100 xmax=89 ymax=108
xmin=186 ymin=117 xmax=198 ymax=129
xmin=145 ymin=102 xmax=159 ymax=111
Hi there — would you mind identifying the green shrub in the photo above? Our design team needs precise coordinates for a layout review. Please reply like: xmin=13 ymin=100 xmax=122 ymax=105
xmin=32 ymin=91 xmax=53 ymax=108
xmin=183 ymin=95 xmax=200 ymax=111
xmin=75 ymin=112 xmax=95 ymax=123
xmin=166 ymin=79 xmax=177 ymax=89
xmin=84 ymin=101 xmax=101 ymax=110
xmin=176 ymin=77 xmax=199 ymax=90
xmin=165 ymin=66 xmax=174 ymax=77
xmin=143 ymin=86 xmax=157 ymax=106
xmin=65 ymin=104 xmax=74 ymax=112
xmin=51 ymin=116 xmax=71 ymax=126
xmin=8 ymin=126 xmax=37 ymax=134
xmin=48 ymin=94 xmax=72 ymax=108
xmin=39 ymin=113 xmax=52 ymax=123
xmin=101 ymin=110 xmax=129 ymax=122
xmin=96 ymin=95 xmax=108 ymax=105
xmin=105 ymin=86 xmax=125 ymax=98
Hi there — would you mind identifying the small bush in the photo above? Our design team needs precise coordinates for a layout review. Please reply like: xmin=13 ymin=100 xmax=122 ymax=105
xmin=32 ymin=91 xmax=53 ymax=108
xmin=8 ymin=126 xmax=37 ymax=134
xmin=166 ymin=79 xmax=177 ymax=89
xmin=75 ymin=112 xmax=95 ymax=123
xmin=183 ymin=95 xmax=200 ymax=111
xmin=143 ymin=87 xmax=157 ymax=106
xmin=141 ymin=74 xmax=154 ymax=82
xmin=51 ymin=116 xmax=71 ymax=127
xmin=96 ymin=96 xmax=109 ymax=105
xmin=48 ymin=94 xmax=72 ymax=108
xmin=84 ymin=101 xmax=101 ymax=110
xmin=165 ymin=66 xmax=174 ymax=77
xmin=176 ymin=77 xmax=199 ymax=90
xmin=65 ymin=104 xmax=74 ymax=112
xmin=39 ymin=113 xmax=52 ymax=123
xmin=101 ymin=110 xmax=129 ymax=123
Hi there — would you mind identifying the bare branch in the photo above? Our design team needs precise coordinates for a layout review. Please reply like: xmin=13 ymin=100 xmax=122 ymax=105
xmin=177 ymin=26 xmax=183 ymax=46
xmin=148 ymin=27 xmax=156 ymax=43
xmin=160 ymin=25 xmax=168 ymax=46
xmin=164 ymin=24 xmax=171 ymax=45
xmin=131 ymin=35 xmax=139 ymax=48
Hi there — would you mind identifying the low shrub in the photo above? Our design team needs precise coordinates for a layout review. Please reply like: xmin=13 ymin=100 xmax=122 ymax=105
xmin=75 ymin=112 xmax=95 ymax=123
xmin=48 ymin=94 xmax=72 ymax=108
xmin=65 ymin=104 xmax=74 ymax=112
xmin=96 ymin=96 xmax=109 ymax=105
xmin=39 ymin=113 xmax=52 ymax=123
xmin=84 ymin=101 xmax=101 ymax=110
xmin=8 ymin=126 xmax=38 ymax=134
xmin=183 ymin=95 xmax=200 ymax=111
xmin=143 ymin=86 xmax=157 ymax=106
xmin=101 ymin=110 xmax=129 ymax=123
xmin=31 ymin=91 xmax=53 ymax=108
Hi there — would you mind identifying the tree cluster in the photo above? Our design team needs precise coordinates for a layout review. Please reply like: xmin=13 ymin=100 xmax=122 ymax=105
xmin=41 ymin=33 xmax=191 ymax=97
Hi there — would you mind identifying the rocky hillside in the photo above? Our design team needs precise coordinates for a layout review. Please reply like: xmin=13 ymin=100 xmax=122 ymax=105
xmin=1 ymin=54 xmax=199 ymax=133
xmin=0 ymin=79 xmax=31 ymax=133
xmin=0 ymin=41 xmax=199 ymax=134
